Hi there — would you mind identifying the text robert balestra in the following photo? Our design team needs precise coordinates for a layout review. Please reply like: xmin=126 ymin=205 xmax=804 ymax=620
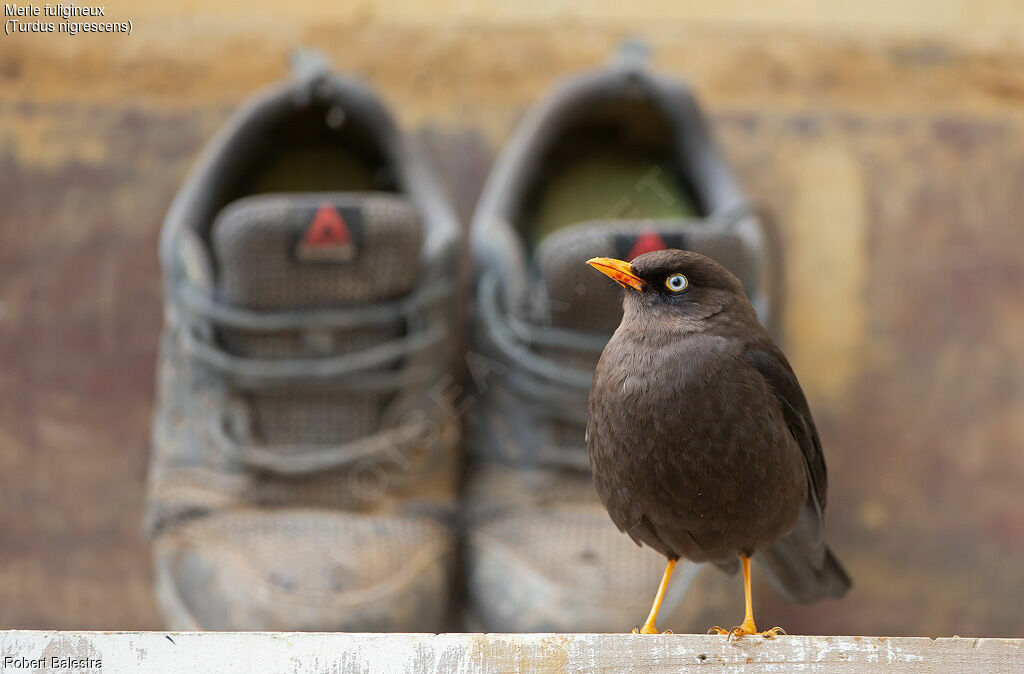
xmin=3 ymin=654 xmax=103 ymax=669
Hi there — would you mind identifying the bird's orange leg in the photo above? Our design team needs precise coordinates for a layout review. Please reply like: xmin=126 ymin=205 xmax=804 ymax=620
xmin=633 ymin=558 xmax=676 ymax=634
xmin=708 ymin=556 xmax=786 ymax=639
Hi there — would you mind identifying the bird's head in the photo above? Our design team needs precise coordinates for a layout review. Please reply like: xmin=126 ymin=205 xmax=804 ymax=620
xmin=587 ymin=249 xmax=750 ymax=324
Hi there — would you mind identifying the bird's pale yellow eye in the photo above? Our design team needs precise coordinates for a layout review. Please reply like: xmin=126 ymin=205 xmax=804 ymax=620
xmin=665 ymin=273 xmax=688 ymax=292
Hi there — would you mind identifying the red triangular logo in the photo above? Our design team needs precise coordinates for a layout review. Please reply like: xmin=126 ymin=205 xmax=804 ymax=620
xmin=626 ymin=229 xmax=667 ymax=261
xmin=303 ymin=203 xmax=351 ymax=248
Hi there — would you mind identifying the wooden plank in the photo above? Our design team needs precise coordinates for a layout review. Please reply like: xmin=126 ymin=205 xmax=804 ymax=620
xmin=0 ymin=632 xmax=1022 ymax=673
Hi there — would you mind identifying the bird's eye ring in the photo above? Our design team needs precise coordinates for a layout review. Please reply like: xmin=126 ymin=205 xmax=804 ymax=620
xmin=665 ymin=273 xmax=688 ymax=292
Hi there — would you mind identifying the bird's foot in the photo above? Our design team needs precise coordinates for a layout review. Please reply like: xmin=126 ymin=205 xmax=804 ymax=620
xmin=708 ymin=621 xmax=785 ymax=640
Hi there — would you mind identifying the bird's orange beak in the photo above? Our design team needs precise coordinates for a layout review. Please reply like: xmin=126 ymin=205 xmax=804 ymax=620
xmin=587 ymin=257 xmax=645 ymax=292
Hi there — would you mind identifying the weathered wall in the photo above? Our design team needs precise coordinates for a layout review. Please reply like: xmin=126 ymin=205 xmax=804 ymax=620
xmin=1 ymin=2 xmax=1023 ymax=634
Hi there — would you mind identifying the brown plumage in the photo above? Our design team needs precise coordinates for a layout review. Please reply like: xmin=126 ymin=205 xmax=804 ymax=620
xmin=586 ymin=249 xmax=850 ymax=636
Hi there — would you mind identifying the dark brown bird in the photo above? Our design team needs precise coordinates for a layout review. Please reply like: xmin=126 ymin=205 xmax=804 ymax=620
xmin=586 ymin=249 xmax=850 ymax=637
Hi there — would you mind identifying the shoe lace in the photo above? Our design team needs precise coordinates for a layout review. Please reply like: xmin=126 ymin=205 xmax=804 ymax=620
xmin=174 ymin=278 xmax=454 ymax=476
xmin=476 ymin=269 xmax=606 ymax=472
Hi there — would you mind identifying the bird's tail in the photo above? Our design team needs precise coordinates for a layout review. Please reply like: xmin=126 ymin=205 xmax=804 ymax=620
xmin=756 ymin=542 xmax=852 ymax=604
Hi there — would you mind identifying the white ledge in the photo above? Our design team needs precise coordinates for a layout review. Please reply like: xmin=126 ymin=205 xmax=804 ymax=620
xmin=1 ymin=632 xmax=1022 ymax=673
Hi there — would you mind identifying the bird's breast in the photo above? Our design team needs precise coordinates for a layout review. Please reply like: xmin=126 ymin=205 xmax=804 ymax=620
xmin=588 ymin=329 xmax=806 ymax=561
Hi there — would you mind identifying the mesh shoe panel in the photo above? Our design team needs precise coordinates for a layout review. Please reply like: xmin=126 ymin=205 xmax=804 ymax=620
xmin=211 ymin=193 xmax=422 ymax=447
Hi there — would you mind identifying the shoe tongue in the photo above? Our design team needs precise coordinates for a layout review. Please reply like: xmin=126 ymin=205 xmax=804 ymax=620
xmin=211 ymin=193 xmax=423 ymax=310
xmin=208 ymin=193 xmax=424 ymax=448
xmin=533 ymin=219 xmax=755 ymax=333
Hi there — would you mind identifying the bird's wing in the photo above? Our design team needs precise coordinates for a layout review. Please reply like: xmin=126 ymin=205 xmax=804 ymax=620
xmin=744 ymin=340 xmax=827 ymax=510
xmin=745 ymin=341 xmax=853 ymax=602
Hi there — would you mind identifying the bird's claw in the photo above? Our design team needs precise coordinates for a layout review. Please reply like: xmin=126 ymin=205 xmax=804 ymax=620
xmin=707 ymin=626 xmax=747 ymax=642
xmin=708 ymin=625 xmax=786 ymax=641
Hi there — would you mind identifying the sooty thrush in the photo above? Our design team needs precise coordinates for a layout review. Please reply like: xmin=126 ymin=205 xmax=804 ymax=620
xmin=586 ymin=249 xmax=851 ymax=637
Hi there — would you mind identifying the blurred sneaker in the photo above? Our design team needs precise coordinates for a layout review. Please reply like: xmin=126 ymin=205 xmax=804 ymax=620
xmin=145 ymin=67 xmax=461 ymax=631
xmin=466 ymin=59 xmax=777 ymax=631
